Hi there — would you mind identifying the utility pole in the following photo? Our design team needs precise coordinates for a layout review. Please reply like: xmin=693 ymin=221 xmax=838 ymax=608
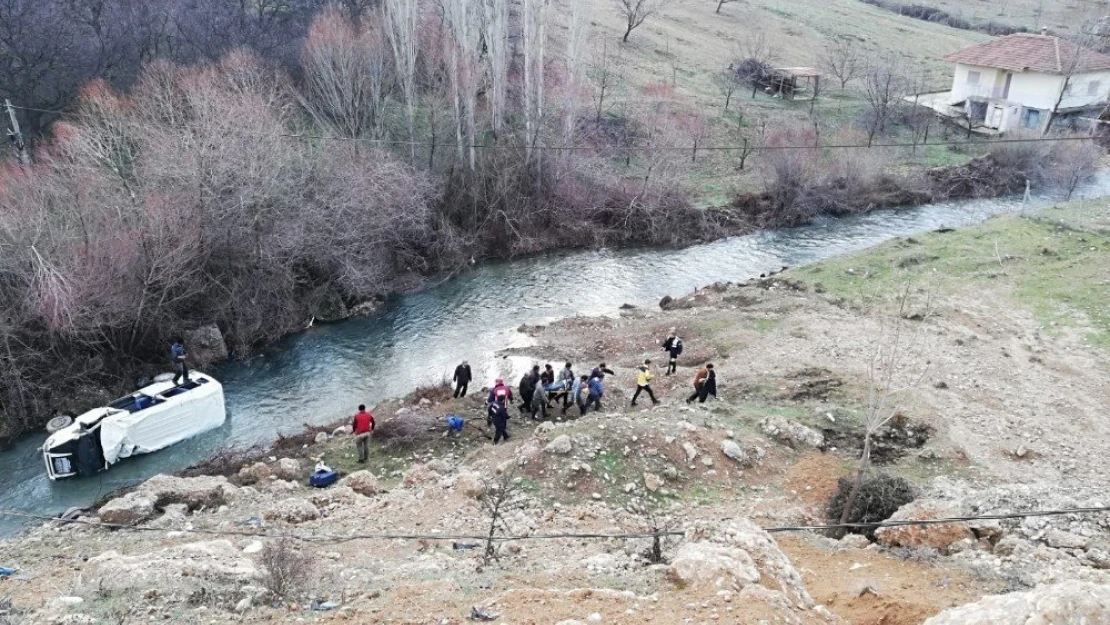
xmin=5 ymin=100 xmax=30 ymax=167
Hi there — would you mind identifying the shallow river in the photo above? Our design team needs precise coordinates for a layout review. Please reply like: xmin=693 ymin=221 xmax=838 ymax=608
xmin=2 ymin=179 xmax=1108 ymax=536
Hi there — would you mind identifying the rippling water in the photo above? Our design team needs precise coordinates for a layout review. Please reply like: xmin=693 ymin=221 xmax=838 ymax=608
xmin=2 ymin=180 xmax=1107 ymax=535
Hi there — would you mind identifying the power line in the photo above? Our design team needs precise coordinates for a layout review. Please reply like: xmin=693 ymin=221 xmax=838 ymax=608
xmin=7 ymin=103 xmax=1099 ymax=154
xmin=2 ymin=505 xmax=1108 ymax=544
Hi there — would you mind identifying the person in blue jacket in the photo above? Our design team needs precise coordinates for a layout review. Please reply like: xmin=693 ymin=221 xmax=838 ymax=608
xmin=585 ymin=375 xmax=604 ymax=412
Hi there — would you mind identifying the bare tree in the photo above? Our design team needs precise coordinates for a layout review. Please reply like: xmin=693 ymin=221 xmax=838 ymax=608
xmin=838 ymin=285 xmax=932 ymax=526
xmin=861 ymin=62 xmax=907 ymax=144
xmin=1045 ymin=138 xmax=1101 ymax=200
xmin=444 ymin=0 xmax=480 ymax=168
xmin=821 ymin=39 xmax=863 ymax=89
xmin=384 ymin=0 xmax=420 ymax=158
xmin=482 ymin=0 xmax=510 ymax=135
xmin=736 ymin=34 xmax=779 ymax=98
xmin=298 ymin=7 xmax=390 ymax=140
xmin=479 ymin=469 xmax=529 ymax=567
xmin=715 ymin=0 xmax=739 ymax=14
xmin=256 ymin=537 xmax=317 ymax=599
xmin=713 ymin=68 xmax=742 ymax=111
xmin=1043 ymin=34 xmax=1100 ymax=135
xmin=563 ymin=0 xmax=590 ymax=139
xmin=587 ymin=41 xmax=624 ymax=123
xmin=522 ymin=0 xmax=548 ymax=161
xmin=612 ymin=0 xmax=670 ymax=43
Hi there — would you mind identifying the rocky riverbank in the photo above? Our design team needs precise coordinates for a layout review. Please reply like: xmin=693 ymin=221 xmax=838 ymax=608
xmin=1 ymin=200 xmax=1108 ymax=624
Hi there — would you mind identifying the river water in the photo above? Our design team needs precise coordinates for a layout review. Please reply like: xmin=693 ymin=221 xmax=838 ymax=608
xmin=2 ymin=180 xmax=1107 ymax=536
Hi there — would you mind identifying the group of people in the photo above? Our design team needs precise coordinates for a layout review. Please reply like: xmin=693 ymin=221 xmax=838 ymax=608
xmin=454 ymin=328 xmax=718 ymax=444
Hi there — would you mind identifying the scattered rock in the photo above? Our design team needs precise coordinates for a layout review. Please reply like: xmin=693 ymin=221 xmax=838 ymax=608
xmin=682 ymin=442 xmax=698 ymax=463
xmin=837 ymin=534 xmax=871 ymax=550
xmin=875 ymin=499 xmax=973 ymax=554
xmin=262 ymin=498 xmax=320 ymax=524
xmin=314 ymin=431 xmax=329 ymax=444
xmin=340 ymin=470 xmax=381 ymax=497
xmin=643 ymin=473 xmax=664 ymax=492
xmin=242 ymin=541 xmax=263 ymax=554
xmin=85 ymin=540 xmax=258 ymax=591
xmin=923 ymin=581 xmax=1110 ymax=624
xmin=758 ymin=416 xmax=825 ymax=450
xmin=658 ymin=295 xmax=674 ymax=309
xmin=403 ymin=464 xmax=440 ymax=487
xmin=184 ymin=324 xmax=229 ymax=365
xmin=332 ymin=425 xmax=352 ymax=437
xmin=545 ymin=435 xmax=574 ymax=455
xmin=454 ymin=471 xmax=486 ymax=499
xmin=238 ymin=462 xmax=272 ymax=485
xmin=349 ymin=299 xmax=382 ymax=317
xmin=1045 ymin=529 xmax=1089 ymax=550
xmin=669 ymin=542 xmax=760 ymax=587
xmin=720 ymin=440 xmax=750 ymax=466
xmin=662 ymin=466 xmax=679 ymax=480
xmin=48 ymin=597 xmax=85 ymax=610
xmin=97 ymin=494 xmax=156 ymax=525
xmin=275 ymin=458 xmax=301 ymax=481
xmin=235 ymin=597 xmax=252 ymax=613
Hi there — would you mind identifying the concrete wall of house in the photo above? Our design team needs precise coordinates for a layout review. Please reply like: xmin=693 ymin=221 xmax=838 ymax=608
xmin=951 ymin=64 xmax=1110 ymax=110
xmin=950 ymin=64 xmax=1002 ymax=102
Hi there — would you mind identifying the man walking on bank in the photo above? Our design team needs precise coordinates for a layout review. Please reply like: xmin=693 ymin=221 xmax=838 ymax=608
xmin=661 ymin=328 xmax=683 ymax=375
xmin=687 ymin=364 xmax=717 ymax=403
xmin=489 ymin=398 xmax=510 ymax=444
xmin=352 ymin=404 xmax=375 ymax=463
xmin=631 ymin=359 xmax=660 ymax=407
xmin=453 ymin=361 xmax=472 ymax=398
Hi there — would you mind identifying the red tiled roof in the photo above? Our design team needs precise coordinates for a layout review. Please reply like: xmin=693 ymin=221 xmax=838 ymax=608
xmin=943 ymin=34 xmax=1110 ymax=74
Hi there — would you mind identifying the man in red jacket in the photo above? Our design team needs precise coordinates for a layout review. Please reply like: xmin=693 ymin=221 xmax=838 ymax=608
xmin=352 ymin=404 xmax=375 ymax=463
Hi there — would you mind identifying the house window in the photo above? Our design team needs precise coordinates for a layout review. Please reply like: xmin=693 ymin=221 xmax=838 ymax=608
xmin=967 ymin=70 xmax=981 ymax=86
xmin=1022 ymin=108 xmax=1042 ymax=129
xmin=1089 ymin=80 xmax=1101 ymax=96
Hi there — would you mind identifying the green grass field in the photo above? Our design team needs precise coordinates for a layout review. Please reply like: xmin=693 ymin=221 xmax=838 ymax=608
xmin=797 ymin=199 xmax=1110 ymax=348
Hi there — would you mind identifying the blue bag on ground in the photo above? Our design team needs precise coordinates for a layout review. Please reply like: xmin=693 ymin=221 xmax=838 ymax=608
xmin=309 ymin=462 xmax=338 ymax=488
xmin=447 ymin=415 xmax=465 ymax=431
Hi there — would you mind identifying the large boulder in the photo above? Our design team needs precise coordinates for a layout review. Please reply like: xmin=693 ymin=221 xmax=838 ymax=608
xmin=311 ymin=286 xmax=349 ymax=323
xmin=669 ymin=542 xmax=760 ymax=587
xmin=135 ymin=474 xmax=237 ymax=510
xmin=97 ymin=475 xmax=236 ymax=524
xmin=275 ymin=458 xmax=302 ymax=481
xmin=85 ymin=540 xmax=258 ymax=592
xmin=545 ymin=435 xmax=573 ymax=455
xmin=262 ymin=498 xmax=320 ymax=524
xmin=758 ymin=416 xmax=824 ymax=450
xmin=923 ymin=582 xmax=1110 ymax=625
xmin=874 ymin=499 xmax=973 ymax=554
xmin=97 ymin=494 xmax=156 ymax=526
xmin=675 ymin=519 xmax=824 ymax=617
xmin=339 ymin=470 xmax=381 ymax=497
xmin=184 ymin=325 xmax=228 ymax=364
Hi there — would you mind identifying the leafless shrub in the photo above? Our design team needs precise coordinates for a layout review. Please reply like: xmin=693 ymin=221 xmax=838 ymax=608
xmin=612 ymin=0 xmax=672 ymax=42
xmin=479 ymin=469 xmax=529 ymax=567
xmin=256 ymin=537 xmax=316 ymax=600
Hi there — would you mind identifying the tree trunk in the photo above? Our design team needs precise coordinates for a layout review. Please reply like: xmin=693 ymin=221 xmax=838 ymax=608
xmin=623 ymin=22 xmax=633 ymax=42
xmin=838 ymin=434 xmax=873 ymax=527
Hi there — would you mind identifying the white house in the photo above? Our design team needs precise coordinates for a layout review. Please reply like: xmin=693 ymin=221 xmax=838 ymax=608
xmin=916 ymin=33 xmax=1110 ymax=133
